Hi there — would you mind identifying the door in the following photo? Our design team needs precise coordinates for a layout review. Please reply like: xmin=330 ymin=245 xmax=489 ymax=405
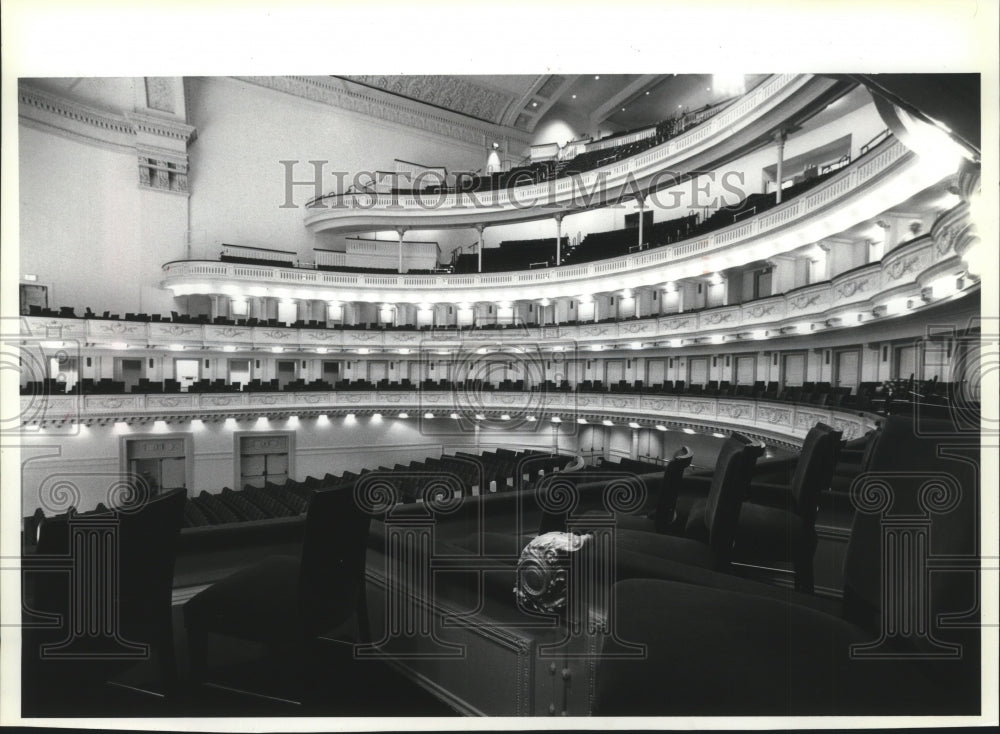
xmin=605 ymin=359 xmax=625 ymax=385
xmin=782 ymin=353 xmax=806 ymax=387
xmin=734 ymin=355 xmax=755 ymax=385
xmin=834 ymin=349 xmax=860 ymax=390
xmin=688 ymin=357 xmax=709 ymax=387
xmin=126 ymin=438 xmax=187 ymax=494
xmin=116 ymin=358 xmax=143 ymax=392
xmin=646 ymin=359 xmax=666 ymax=386
xmin=228 ymin=358 xmax=252 ymax=389
xmin=276 ymin=360 xmax=296 ymax=390
xmin=239 ymin=435 xmax=290 ymax=488
xmin=322 ymin=360 xmax=341 ymax=383
xmin=895 ymin=345 xmax=917 ymax=381
xmin=368 ymin=360 xmax=388 ymax=383
xmin=49 ymin=356 xmax=78 ymax=392
xmin=174 ymin=358 xmax=201 ymax=392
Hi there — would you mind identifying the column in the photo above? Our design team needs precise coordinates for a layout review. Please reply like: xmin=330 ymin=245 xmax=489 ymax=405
xmin=637 ymin=194 xmax=646 ymax=247
xmin=555 ymin=213 xmax=564 ymax=266
xmin=396 ymin=226 xmax=407 ymax=274
xmin=476 ymin=223 xmax=485 ymax=273
xmin=774 ymin=130 xmax=787 ymax=204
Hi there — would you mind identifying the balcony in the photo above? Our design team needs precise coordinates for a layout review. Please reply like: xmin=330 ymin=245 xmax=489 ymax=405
xmin=18 ymin=389 xmax=877 ymax=446
xmin=163 ymin=136 xmax=955 ymax=305
xmin=66 ymin=228 xmax=956 ymax=351
xmin=302 ymin=75 xmax=853 ymax=233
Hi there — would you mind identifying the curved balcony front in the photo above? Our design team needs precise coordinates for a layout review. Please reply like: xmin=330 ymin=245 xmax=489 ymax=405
xmin=47 ymin=225 xmax=979 ymax=352
xmin=303 ymin=75 xmax=854 ymax=233
xmin=164 ymin=138 xmax=957 ymax=306
xmin=19 ymin=390 xmax=878 ymax=447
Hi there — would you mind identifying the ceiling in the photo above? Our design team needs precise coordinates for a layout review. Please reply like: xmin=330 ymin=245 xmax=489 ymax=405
xmin=336 ymin=74 xmax=777 ymax=136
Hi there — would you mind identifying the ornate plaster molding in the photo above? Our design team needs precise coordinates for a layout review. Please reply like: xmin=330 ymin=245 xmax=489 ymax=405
xmin=19 ymin=82 xmax=196 ymax=196
xmin=234 ymin=75 xmax=532 ymax=150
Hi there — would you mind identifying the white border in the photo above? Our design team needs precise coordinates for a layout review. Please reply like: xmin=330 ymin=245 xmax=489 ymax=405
xmin=2 ymin=0 xmax=997 ymax=730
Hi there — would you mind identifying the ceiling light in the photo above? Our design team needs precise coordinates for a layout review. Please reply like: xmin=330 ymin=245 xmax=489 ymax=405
xmin=397 ymin=412 xmax=409 ymax=419
xmin=526 ymin=416 xmax=537 ymax=422
xmin=577 ymin=418 xmax=588 ymax=425
xmin=594 ymin=75 xmax=600 ymax=80
xmin=645 ymin=91 xmax=650 ymax=95
xmin=571 ymin=94 xmax=577 ymax=99
xmin=424 ymin=413 xmax=434 ymax=419
xmin=531 ymin=101 xmax=538 ymax=107
xmin=551 ymin=416 xmax=562 ymax=423
xmin=655 ymin=424 xmax=667 ymax=431
xmin=501 ymin=414 xmax=511 ymax=421
xmin=683 ymin=428 xmax=696 ymax=434
xmin=450 ymin=413 xmax=460 ymax=419
xmin=628 ymin=422 xmax=641 ymax=429
xmin=475 ymin=413 xmax=486 ymax=421
xmin=602 ymin=419 xmax=614 ymax=426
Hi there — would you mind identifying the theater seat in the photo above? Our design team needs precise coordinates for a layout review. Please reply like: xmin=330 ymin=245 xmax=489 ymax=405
xmin=183 ymin=486 xmax=374 ymax=699
xmin=594 ymin=415 xmax=980 ymax=716
xmin=687 ymin=422 xmax=843 ymax=591
xmin=612 ymin=446 xmax=693 ymax=534
xmin=24 ymin=488 xmax=187 ymax=700
xmin=608 ymin=434 xmax=764 ymax=574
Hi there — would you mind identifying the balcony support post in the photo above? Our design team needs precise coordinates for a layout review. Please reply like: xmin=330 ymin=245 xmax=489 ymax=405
xmin=555 ymin=213 xmax=564 ymax=267
xmin=775 ymin=129 xmax=787 ymax=204
xmin=475 ymin=223 xmax=485 ymax=273
xmin=637 ymin=194 xmax=646 ymax=247
xmin=396 ymin=226 xmax=407 ymax=274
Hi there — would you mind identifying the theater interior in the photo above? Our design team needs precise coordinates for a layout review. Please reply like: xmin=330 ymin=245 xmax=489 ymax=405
xmin=6 ymin=55 xmax=996 ymax=725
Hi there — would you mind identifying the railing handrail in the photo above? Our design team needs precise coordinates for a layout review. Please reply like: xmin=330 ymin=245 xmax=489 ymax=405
xmin=305 ymin=74 xmax=799 ymax=207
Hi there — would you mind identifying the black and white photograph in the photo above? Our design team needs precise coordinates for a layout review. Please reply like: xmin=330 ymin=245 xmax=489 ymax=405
xmin=2 ymin=0 xmax=997 ymax=729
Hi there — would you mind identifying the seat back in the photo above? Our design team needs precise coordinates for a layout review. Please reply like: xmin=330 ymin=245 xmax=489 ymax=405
xmin=32 ymin=487 xmax=187 ymax=648
xmin=703 ymin=434 xmax=764 ymax=565
xmin=116 ymin=488 xmax=188 ymax=629
xmin=841 ymin=415 xmax=979 ymax=664
xmin=788 ymin=422 xmax=843 ymax=524
xmin=653 ymin=446 xmax=693 ymax=533
xmin=297 ymin=486 xmax=373 ymax=636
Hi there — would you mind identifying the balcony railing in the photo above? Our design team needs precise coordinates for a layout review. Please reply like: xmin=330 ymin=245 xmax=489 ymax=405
xmin=302 ymin=74 xmax=847 ymax=231
xmin=164 ymin=136 xmax=945 ymax=305
xmin=18 ymin=390 xmax=878 ymax=445
xmin=42 ymin=228 xmax=976 ymax=353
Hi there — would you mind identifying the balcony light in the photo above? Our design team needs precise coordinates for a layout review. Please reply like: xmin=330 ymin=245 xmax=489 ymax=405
xmin=578 ymin=418 xmax=588 ymax=424
xmin=602 ymin=419 xmax=614 ymax=426
xmin=655 ymin=424 xmax=667 ymax=431
xmin=551 ymin=416 xmax=562 ymax=423
xmin=397 ymin=412 xmax=409 ymax=419
xmin=628 ymin=422 xmax=641 ymax=429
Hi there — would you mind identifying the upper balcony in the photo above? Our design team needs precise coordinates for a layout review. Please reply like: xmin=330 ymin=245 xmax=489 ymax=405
xmin=302 ymin=74 xmax=853 ymax=233
xmin=163 ymin=136 xmax=959 ymax=305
